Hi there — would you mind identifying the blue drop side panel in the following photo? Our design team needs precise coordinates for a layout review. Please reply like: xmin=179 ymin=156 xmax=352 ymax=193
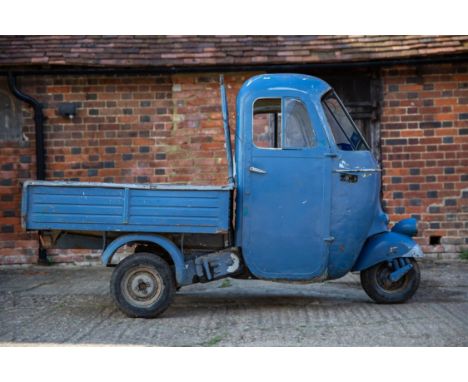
xmin=25 ymin=184 xmax=230 ymax=234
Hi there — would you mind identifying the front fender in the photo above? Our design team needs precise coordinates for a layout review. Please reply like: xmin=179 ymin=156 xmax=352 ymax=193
xmin=352 ymin=231 xmax=424 ymax=272
xmin=101 ymin=234 xmax=186 ymax=285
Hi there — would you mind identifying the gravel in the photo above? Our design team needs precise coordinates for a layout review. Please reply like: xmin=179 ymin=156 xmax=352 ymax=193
xmin=0 ymin=260 xmax=467 ymax=346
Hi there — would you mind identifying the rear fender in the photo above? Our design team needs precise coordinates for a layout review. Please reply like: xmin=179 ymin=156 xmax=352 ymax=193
xmin=352 ymin=231 xmax=424 ymax=272
xmin=101 ymin=234 xmax=186 ymax=285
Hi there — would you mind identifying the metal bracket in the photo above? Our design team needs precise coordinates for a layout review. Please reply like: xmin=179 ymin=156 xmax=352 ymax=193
xmin=193 ymin=249 xmax=242 ymax=281
xmin=389 ymin=263 xmax=413 ymax=282
xmin=388 ymin=258 xmax=413 ymax=282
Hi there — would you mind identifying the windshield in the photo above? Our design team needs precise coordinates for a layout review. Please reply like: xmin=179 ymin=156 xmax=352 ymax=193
xmin=322 ymin=92 xmax=369 ymax=151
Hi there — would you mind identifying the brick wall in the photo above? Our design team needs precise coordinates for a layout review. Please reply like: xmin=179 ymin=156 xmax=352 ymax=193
xmin=380 ymin=63 xmax=468 ymax=258
xmin=0 ymin=104 xmax=38 ymax=264
xmin=1 ymin=64 xmax=467 ymax=264
xmin=0 ymin=72 xmax=249 ymax=264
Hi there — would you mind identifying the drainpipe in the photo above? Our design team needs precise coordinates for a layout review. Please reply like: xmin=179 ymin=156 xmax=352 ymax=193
xmin=8 ymin=73 xmax=46 ymax=180
xmin=8 ymin=72 xmax=49 ymax=264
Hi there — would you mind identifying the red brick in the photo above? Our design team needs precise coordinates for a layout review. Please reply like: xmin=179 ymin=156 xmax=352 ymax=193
xmin=2 ymin=65 xmax=467 ymax=264
xmin=381 ymin=62 xmax=466 ymax=254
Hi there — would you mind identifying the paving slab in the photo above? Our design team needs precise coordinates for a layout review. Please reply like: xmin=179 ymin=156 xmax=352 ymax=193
xmin=0 ymin=260 xmax=467 ymax=346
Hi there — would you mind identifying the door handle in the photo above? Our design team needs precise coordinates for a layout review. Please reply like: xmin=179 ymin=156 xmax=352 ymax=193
xmin=333 ymin=168 xmax=381 ymax=173
xmin=249 ymin=166 xmax=267 ymax=174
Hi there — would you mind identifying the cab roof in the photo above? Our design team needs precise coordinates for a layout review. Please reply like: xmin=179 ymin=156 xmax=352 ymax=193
xmin=238 ymin=74 xmax=332 ymax=100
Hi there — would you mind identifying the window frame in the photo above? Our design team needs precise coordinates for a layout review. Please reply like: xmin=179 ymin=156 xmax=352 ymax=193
xmin=321 ymin=90 xmax=370 ymax=152
xmin=282 ymin=97 xmax=316 ymax=150
xmin=0 ymin=87 xmax=23 ymax=143
xmin=252 ymin=97 xmax=282 ymax=150
xmin=252 ymin=96 xmax=316 ymax=151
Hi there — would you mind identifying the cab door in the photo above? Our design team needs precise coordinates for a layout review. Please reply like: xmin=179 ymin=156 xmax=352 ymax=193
xmin=322 ymin=91 xmax=387 ymax=279
xmin=241 ymin=94 xmax=331 ymax=280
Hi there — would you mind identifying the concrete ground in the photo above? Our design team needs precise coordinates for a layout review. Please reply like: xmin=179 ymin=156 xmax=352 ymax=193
xmin=0 ymin=260 xmax=467 ymax=346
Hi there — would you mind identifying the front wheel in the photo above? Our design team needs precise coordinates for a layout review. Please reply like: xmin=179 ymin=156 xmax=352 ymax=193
xmin=110 ymin=252 xmax=175 ymax=318
xmin=360 ymin=258 xmax=420 ymax=304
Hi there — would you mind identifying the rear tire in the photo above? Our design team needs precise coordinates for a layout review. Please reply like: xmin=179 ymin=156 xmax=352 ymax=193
xmin=360 ymin=258 xmax=420 ymax=304
xmin=110 ymin=252 xmax=175 ymax=318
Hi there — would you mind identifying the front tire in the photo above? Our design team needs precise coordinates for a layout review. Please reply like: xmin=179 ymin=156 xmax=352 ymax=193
xmin=360 ymin=258 xmax=420 ymax=304
xmin=110 ymin=252 xmax=175 ymax=318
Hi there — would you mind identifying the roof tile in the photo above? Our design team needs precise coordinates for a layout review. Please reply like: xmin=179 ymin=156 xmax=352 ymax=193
xmin=0 ymin=35 xmax=466 ymax=69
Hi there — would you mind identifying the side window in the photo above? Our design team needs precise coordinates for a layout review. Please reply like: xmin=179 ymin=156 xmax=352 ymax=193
xmin=323 ymin=105 xmax=352 ymax=150
xmin=253 ymin=98 xmax=282 ymax=148
xmin=322 ymin=92 xmax=369 ymax=151
xmin=0 ymin=80 xmax=22 ymax=142
xmin=284 ymin=98 xmax=315 ymax=148
xmin=253 ymin=97 xmax=315 ymax=149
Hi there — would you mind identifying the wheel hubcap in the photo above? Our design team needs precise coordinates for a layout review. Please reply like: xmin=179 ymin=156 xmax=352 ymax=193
xmin=121 ymin=266 xmax=164 ymax=307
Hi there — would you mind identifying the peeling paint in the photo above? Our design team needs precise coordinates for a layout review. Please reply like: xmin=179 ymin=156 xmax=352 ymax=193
xmin=338 ymin=160 xmax=350 ymax=169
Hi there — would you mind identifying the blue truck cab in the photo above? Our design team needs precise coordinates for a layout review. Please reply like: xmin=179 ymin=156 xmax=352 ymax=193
xmin=22 ymin=74 xmax=423 ymax=318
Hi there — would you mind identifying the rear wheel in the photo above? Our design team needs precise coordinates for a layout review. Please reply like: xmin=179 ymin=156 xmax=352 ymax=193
xmin=360 ymin=258 xmax=420 ymax=304
xmin=110 ymin=252 xmax=175 ymax=318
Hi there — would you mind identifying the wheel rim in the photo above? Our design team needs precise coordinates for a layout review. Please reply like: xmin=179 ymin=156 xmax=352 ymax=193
xmin=121 ymin=266 xmax=164 ymax=308
xmin=375 ymin=262 xmax=410 ymax=292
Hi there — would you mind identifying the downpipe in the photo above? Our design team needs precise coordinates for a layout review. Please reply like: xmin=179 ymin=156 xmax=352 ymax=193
xmin=8 ymin=72 xmax=49 ymax=264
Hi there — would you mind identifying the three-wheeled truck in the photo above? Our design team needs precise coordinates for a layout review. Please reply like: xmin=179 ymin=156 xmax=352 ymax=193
xmin=22 ymin=74 xmax=423 ymax=318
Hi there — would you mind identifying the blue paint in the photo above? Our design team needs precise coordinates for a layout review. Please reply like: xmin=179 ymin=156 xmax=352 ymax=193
xmin=22 ymin=73 xmax=424 ymax=286
xmin=389 ymin=263 xmax=413 ymax=282
xmin=23 ymin=181 xmax=232 ymax=234
xmin=234 ymin=74 xmax=397 ymax=281
xmin=327 ymin=150 xmax=387 ymax=279
xmin=391 ymin=217 xmax=417 ymax=237
xmin=234 ymin=75 xmax=332 ymax=280
xmin=219 ymin=76 xmax=235 ymax=184
xmin=122 ymin=187 xmax=129 ymax=224
xmin=352 ymin=231 xmax=424 ymax=272
xmin=101 ymin=233 xmax=187 ymax=284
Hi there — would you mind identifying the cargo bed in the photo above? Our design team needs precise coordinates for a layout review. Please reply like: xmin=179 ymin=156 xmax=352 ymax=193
xmin=22 ymin=181 xmax=233 ymax=234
